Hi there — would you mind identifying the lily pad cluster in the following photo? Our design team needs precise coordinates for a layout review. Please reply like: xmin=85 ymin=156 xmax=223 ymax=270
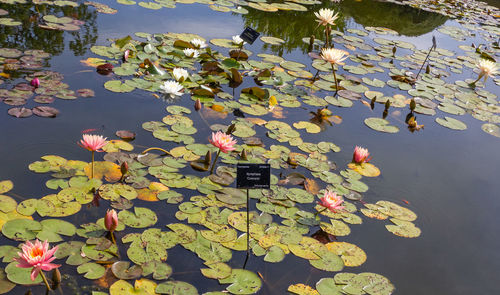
xmin=0 ymin=47 xmax=95 ymax=118
xmin=115 ymin=0 xmax=325 ymax=15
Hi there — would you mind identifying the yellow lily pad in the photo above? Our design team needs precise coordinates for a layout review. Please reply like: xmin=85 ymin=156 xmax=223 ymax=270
xmin=288 ymin=284 xmax=319 ymax=295
xmin=347 ymin=162 xmax=381 ymax=177
xmin=84 ymin=161 xmax=122 ymax=182
xmin=110 ymin=278 xmax=158 ymax=295
xmin=326 ymin=242 xmax=367 ymax=267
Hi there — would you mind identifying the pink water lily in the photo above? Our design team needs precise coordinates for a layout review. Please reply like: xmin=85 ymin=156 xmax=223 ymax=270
xmin=318 ymin=190 xmax=344 ymax=212
xmin=352 ymin=146 xmax=371 ymax=164
xmin=79 ymin=134 xmax=108 ymax=152
xmin=14 ymin=240 xmax=60 ymax=282
xmin=209 ymin=131 xmax=237 ymax=154
xmin=30 ymin=77 xmax=40 ymax=88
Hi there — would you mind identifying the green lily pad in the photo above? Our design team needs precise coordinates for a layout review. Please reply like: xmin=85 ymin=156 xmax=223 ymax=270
xmin=119 ymin=207 xmax=158 ymax=228
xmin=219 ymin=269 xmax=262 ymax=294
xmin=156 ymin=280 xmax=199 ymax=295
xmin=5 ymin=261 xmax=43 ymax=285
xmin=364 ymin=118 xmax=399 ymax=133
xmin=2 ymin=219 xmax=41 ymax=241
xmin=0 ymin=181 xmax=13 ymax=194
xmin=435 ymin=117 xmax=467 ymax=130
xmin=77 ymin=262 xmax=106 ymax=279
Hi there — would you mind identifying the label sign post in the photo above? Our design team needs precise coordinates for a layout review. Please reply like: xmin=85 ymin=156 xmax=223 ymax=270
xmin=239 ymin=27 xmax=260 ymax=45
xmin=236 ymin=163 xmax=270 ymax=265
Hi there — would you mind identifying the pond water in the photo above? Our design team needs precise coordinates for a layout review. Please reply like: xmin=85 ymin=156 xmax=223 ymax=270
xmin=0 ymin=0 xmax=499 ymax=294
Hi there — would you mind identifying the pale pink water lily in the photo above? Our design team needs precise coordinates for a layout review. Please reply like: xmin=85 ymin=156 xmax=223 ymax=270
xmin=314 ymin=8 xmax=339 ymax=26
xmin=209 ymin=131 xmax=237 ymax=153
xmin=160 ymin=80 xmax=184 ymax=98
xmin=14 ymin=240 xmax=60 ymax=282
xmin=321 ymin=48 xmax=349 ymax=65
xmin=183 ymin=48 xmax=200 ymax=58
xmin=79 ymin=134 xmax=108 ymax=152
xmin=190 ymin=38 xmax=207 ymax=49
xmin=352 ymin=146 xmax=371 ymax=164
xmin=318 ymin=190 xmax=344 ymax=212
xmin=232 ymin=35 xmax=246 ymax=46
xmin=172 ymin=68 xmax=189 ymax=82
xmin=30 ymin=77 xmax=40 ymax=88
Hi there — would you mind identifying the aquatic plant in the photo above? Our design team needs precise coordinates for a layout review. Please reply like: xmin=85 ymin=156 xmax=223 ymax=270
xmin=13 ymin=240 xmax=60 ymax=290
xmin=79 ymin=134 xmax=108 ymax=179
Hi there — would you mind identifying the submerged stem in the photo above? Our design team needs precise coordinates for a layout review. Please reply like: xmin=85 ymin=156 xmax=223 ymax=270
xmin=210 ymin=149 xmax=221 ymax=175
xmin=39 ymin=270 xmax=51 ymax=291
xmin=331 ymin=63 xmax=339 ymax=95
xmin=91 ymin=151 xmax=94 ymax=179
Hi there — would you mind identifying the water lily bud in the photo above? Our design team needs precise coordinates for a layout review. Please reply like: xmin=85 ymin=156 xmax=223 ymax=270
xmin=120 ymin=161 xmax=128 ymax=177
xmin=122 ymin=49 xmax=130 ymax=62
xmin=30 ymin=78 xmax=40 ymax=88
xmin=194 ymin=98 xmax=202 ymax=111
xmin=410 ymin=98 xmax=416 ymax=111
xmin=240 ymin=149 xmax=248 ymax=161
xmin=392 ymin=46 xmax=397 ymax=56
xmin=226 ymin=123 xmax=236 ymax=135
xmin=425 ymin=64 xmax=430 ymax=74
xmin=308 ymin=35 xmax=315 ymax=52
xmin=204 ymin=150 xmax=211 ymax=165
xmin=384 ymin=99 xmax=391 ymax=110
xmin=408 ymin=116 xmax=417 ymax=128
xmin=51 ymin=268 xmax=61 ymax=289
xmin=104 ymin=209 xmax=118 ymax=232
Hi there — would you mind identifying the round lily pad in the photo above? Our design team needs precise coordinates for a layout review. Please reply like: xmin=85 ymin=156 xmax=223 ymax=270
xmin=364 ymin=118 xmax=399 ymax=133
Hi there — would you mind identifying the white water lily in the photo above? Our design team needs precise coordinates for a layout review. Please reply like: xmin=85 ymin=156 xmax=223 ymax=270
xmin=232 ymin=35 xmax=246 ymax=46
xmin=476 ymin=59 xmax=499 ymax=81
xmin=183 ymin=48 xmax=200 ymax=58
xmin=321 ymin=48 xmax=349 ymax=64
xmin=314 ymin=8 xmax=339 ymax=26
xmin=160 ymin=80 xmax=184 ymax=98
xmin=190 ymin=38 xmax=207 ymax=49
xmin=172 ymin=68 xmax=189 ymax=82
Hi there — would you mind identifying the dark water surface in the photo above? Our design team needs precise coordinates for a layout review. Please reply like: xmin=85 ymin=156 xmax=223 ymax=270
xmin=0 ymin=0 xmax=499 ymax=294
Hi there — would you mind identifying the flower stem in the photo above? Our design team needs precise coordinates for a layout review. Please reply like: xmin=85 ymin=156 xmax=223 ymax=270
xmin=324 ymin=25 xmax=329 ymax=48
xmin=110 ymin=231 xmax=116 ymax=244
xmin=331 ymin=64 xmax=339 ymax=95
xmin=39 ymin=270 xmax=51 ymax=291
xmin=314 ymin=207 xmax=328 ymax=217
xmin=141 ymin=147 xmax=171 ymax=156
xmin=91 ymin=150 xmax=94 ymax=179
xmin=210 ymin=149 xmax=221 ymax=175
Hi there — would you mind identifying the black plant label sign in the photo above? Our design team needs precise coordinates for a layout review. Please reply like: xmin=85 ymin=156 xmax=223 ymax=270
xmin=240 ymin=27 xmax=260 ymax=45
xmin=236 ymin=163 xmax=270 ymax=189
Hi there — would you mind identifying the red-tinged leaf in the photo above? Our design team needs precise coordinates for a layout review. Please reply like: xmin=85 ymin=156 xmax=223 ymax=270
xmin=96 ymin=63 xmax=114 ymax=75
xmin=116 ymin=130 xmax=136 ymax=141
xmin=402 ymin=199 xmax=410 ymax=204
xmin=8 ymin=107 xmax=32 ymax=118
xmin=82 ymin=128 xmax=98 ymax=133
xmin=33 ymin=106 xmax=59 ymax=118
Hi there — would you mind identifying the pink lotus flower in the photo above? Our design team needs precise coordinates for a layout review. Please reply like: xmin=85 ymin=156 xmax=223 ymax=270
xmin=209 ymin=131 xmax=237 ymax=153
xmin=13 ymin=240 xmax=60 ymax=281
xmin=319 ymin=190 xmax=344 ymax=212
xmin=352 ymin=146 xmax=371 ymax=164
xmin=79 ymin=134 xmax=108 ymax=152
xmin=30 ymin=78 xmax=40 ymax=88
xmin=104 ymin=209 xmax=118 ymax=232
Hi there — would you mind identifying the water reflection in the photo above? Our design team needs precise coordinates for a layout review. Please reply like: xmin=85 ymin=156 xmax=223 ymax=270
xmin=240 ymin=0 xmax=447 ymax=54
xmin=341 ymin=0 xmax=448 ymax=36
xmin=0 ymin=2 xmax=98 ymax=56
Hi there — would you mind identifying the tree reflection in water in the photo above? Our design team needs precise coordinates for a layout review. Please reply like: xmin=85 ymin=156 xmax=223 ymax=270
xmin=239 ymin=0 xmax=447 ymax=55
xmin=0 ymin=2 xmax=98 ymax=56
